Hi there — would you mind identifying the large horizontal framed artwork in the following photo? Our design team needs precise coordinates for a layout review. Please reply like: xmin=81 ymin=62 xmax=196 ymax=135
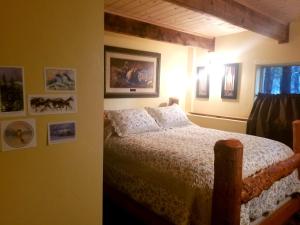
xmin=0 ymin=67 xmax=25 ymax=116
xmin=221 ymin=63 xmax=240 ymax=99
xmin=104 ymin=46 xmax=160 ymax=98
xmin=196 ymin=66 xmax=209 ymax=98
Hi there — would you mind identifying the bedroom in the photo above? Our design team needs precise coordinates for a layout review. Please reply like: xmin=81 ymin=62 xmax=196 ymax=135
xmin=104 ymin=1 xmax=300 ymax=225
xmin=1 ymin=1 xmax=300 ymax=225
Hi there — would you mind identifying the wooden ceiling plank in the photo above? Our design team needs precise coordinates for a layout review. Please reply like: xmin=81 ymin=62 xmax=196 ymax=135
xmin=157 ymin=8 xmax=192 ymax=23
xmin=123 ymin=0 xmax=162 ymax=18
xmin=134 ymin=1 xmax=175 ymax=19
xmin=104 ymin=0 xmax=120 ymax=7
xmin=104 ymin=9 xmax=211 ymax=38
xmin=163 ymin=0 xmax=290 ymax=43
xmin=105 ymin=0 xmax=133 ymax=10
xmin=235 ymin=0 xmax=300 ymax=24
xmin=116 ymin=0 xmax=144 ymax=12
xmin=105 ymin=12 xmax=215 ymax=50
xmin=143 ymin=1 xmax=187 ymax=18
xmin=140 ymin=6 xmax=174 ymax=19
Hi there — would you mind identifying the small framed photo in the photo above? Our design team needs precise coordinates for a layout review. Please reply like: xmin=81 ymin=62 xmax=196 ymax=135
xmin=1 ymin=119 xmax=37 ymax=151
xmin=221 ymin=63 xmax=240 ymax=99
xmin=28 ymin=94 xmax=77 ymax=115
xmin=44 ymin=67 xmax=76 ymax=92
xmin=0 ymin=67 xmax=25 ymax=116
xmin=48 ymin=121 xmax=76 ymax=144
xmin=104 ymin=46 xmax=160 ymax=98
xmin=196 ymin=66 xmax=209 ymax=98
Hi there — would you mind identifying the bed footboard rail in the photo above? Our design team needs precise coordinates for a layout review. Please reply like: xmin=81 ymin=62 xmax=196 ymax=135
xmin=241 ymin=153 xmax=300 ymax=203
xmin=211 ymin=120 xmax=300 ymax=225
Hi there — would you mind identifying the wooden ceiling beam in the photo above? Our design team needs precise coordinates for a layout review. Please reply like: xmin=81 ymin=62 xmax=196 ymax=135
xmin=105 ymin=12 xmax=215 ymax=51
xmin=163 ymin=0 xmax=290 ymax=43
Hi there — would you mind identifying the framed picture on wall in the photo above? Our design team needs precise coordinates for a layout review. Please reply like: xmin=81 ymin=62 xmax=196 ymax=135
xmin=48 ymin=121 xmax=76 ymax=145
xmin=104 ymin=46 xmax=160 ymax=98
xmin=221 ymin=63 xmax=240 ymax=99
xmin=196 ymin=66 xmax=209 ymax=98
xmin=44 ymin=67 xmax=76 ymax=92
xmin=28 ymin=94 xmax=77 ymax=115
xmin=1 ymin=119 xmax=37 ymax=151
xmin=0 ymin=67 xmax=25 ymax=116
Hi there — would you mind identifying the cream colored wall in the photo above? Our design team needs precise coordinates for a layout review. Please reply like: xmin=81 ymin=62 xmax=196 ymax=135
xmin=187 ymin=114 xmax=247 ymax=133
xmin=104 ymin=32 xmax=190 ymax=110
xmin=104 ymin=20 xmax=300 ymax=133
xmin=0 ymin=1 xmax=103 ymax=225
xmin=190 ymin=21 xmax=300 ymax=119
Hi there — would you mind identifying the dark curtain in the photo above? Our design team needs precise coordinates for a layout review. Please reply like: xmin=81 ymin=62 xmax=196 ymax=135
xmin=247 ymin=94 xmax=300 ymax=148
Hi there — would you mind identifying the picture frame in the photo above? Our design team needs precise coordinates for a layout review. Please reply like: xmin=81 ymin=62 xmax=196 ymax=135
xmin=221 ymin=63 xmax=240 ymax=99
xmin=196 ymin=66 xmax=209 ymax=98
xmin=1 ymin=119 xmax=37 ymax=151
xmin=28 ymin=94 xmax=77 ymax=115
xmin=44 ymin=67 xmax=76 ymax=92
xmin=0 ymin=66 xmax=25 ymax=116
xmin=48 ymin=121 xmax=76 ymax=145
xmin=104 ymin=46 xmax=160 ymax=98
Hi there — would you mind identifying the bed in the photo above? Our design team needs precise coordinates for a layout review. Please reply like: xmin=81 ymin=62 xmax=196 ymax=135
xmin=103 ymin=105 xmax=300 ymax=225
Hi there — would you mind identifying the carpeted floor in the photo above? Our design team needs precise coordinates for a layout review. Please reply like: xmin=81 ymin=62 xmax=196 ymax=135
xmin=104 ymin=196 xmax=146 ymax=225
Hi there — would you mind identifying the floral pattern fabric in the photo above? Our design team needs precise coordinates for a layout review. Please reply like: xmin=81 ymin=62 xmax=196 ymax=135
xmin=106 ymin=108 xmax=160 ymax=137
xmin=104 ymin=124 xmax=300 ymax=225
xmin=145 ymin=104 xmax=191 ymax=128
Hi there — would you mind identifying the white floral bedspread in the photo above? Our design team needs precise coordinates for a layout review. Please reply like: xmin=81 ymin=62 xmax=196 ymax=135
xmin=104 ymin=124 xmax=300 ymax=225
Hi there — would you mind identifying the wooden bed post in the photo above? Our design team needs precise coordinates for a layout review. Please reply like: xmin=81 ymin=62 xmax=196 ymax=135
xmin=293 ymin=120 xmax=300 ymax=178
xmin=293 ymin=120 xmax=300 ymax=153
xmin=211 ymin=139 xmax=243 ymax=225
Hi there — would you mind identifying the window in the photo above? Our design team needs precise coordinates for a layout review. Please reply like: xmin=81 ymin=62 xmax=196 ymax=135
xmin=256 ymin=65 xmax=300 ymax=94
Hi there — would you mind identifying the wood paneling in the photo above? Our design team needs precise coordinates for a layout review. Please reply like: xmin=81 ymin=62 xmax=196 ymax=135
xmin=105 ymin=13 xmax=215 ymax=50
xmin=104 ymin=0 xmax=245 ymax=38
xmin=235 ymin=0 xmax=300 ymax=24
xmin=164 ymin=0 xmax=289 ymax=43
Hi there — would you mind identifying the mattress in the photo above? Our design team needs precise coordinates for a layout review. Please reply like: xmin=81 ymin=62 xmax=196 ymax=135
xmin=104 ymin=124 xmax=300 ymax=225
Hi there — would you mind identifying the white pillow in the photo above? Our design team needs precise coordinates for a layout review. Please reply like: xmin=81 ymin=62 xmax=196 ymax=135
xmin=104 ymin=116 xmax=115 ymax=141
xmin=106 ymin=108 xmax=160 ymax=137
xmin=145 ymin=104 xmax=191 ymax=129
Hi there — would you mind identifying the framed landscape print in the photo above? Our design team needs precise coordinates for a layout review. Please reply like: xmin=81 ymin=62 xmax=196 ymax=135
xmin=221 ymin=63 xmax=240 ymax=99
xmin=0 ymin=67 xmax=25 ymax=116
xmin=196 ymin=66 xmax=209 ymax=98
xmin=48 ymin=121 xmax=76 ymax=145
xmin=104 ymin=46 xmax=160 ymax=98
xmin=44 ymin=67 xmax=76 ymax=92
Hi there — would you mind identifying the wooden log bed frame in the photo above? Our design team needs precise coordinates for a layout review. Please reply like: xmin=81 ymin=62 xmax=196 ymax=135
xmin=104 ymin=120 xmax=300 ymax=225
